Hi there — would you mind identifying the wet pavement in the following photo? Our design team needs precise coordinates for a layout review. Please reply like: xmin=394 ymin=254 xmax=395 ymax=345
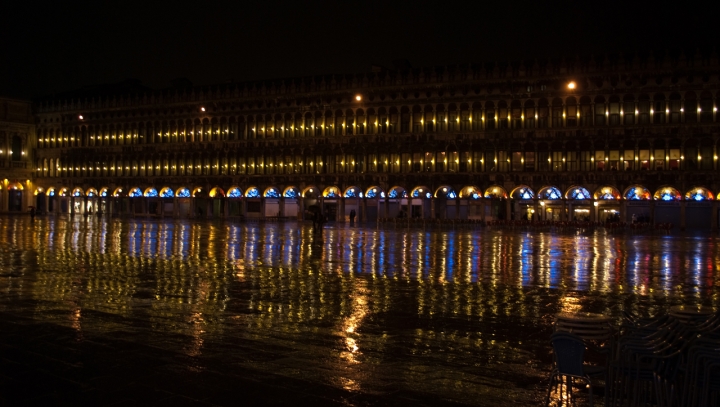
xmin=0 ymin=215 xmax=718 ymax=406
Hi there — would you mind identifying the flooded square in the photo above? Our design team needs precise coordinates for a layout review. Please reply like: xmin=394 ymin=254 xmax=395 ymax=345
xmin=0 ymin=216 xmax=718 ymax=405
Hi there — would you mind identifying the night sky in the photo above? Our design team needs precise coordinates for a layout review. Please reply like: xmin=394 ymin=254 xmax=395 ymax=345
xmin=1 ymin=1 xmax=714 ymax=99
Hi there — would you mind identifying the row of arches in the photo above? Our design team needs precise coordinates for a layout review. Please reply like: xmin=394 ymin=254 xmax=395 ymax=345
xmin=36 ymin=91 xmax=720 ymax=148
xmin=34 ymin=184 xmax=716 ymax=202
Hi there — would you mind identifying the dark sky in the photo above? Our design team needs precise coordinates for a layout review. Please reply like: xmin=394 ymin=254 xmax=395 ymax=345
xmin=1 ymin=1 xmax=714 ymax=99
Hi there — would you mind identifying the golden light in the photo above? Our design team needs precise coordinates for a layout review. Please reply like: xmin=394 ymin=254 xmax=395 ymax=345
xmin=567 ymin=81 xmax=576 ymax=90
xmin=355 ymin=95 xmax=362 ymax=101
xmin=200 ymin=107 xmax=206 ymax=112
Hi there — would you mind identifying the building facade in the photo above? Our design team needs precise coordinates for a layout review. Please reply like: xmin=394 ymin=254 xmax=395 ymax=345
xmin=0 ymin=97 xmax=35 ymax=212
xmin=24 ymin=52 xmax=720 ymax=229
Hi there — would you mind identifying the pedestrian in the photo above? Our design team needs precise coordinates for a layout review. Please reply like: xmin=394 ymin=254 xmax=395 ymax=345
xmin=29 ymin=207 xmax=35 ymax=220
xmin=349 ymin=209 xmax=356 ymax=223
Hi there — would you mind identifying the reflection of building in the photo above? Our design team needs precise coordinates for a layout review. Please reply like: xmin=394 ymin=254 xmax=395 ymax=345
xmin=16 ymin=52 xmax=720 ymax=229
xmin=0 ymin=97 xmax=34 ymax=212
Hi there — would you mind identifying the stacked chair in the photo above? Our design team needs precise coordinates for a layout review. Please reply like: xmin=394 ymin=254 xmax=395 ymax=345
xmin=607 ymin=308 xmax=720 ymax=406
xmin=547 ymin=314 xmax=614 ymax=406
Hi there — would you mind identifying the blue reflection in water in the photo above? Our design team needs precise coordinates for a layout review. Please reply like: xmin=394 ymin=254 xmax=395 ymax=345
xmin=520 ymin=234 xmax=533 ymax=287
xmin=9 ymin=217 xmax=720 ymax=312
xmin=445 ymin=231 xmax=456 ymax=282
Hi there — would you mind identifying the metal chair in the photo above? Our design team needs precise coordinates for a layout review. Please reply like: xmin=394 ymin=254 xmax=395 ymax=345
xmin=546 ymin=331 xmax=604 ymax=406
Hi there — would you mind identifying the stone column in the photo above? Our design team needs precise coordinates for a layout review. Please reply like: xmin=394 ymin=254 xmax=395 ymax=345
xmin=361 ymin=197 xmax=367 ymax=223
xmin=298 ymin=197 xmax=305 ymax=221
xmin=649 ymin=200 xmax=656 ymax=225
xmin=680 ymin=200 xmax=686 ymax=231
xmin=593 ymin=202 xmax=599 ymax=222
xmin=339 ymin=197 xmax=345 ymax=222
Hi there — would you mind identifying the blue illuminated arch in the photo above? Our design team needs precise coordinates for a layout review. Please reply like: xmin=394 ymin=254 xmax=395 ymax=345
xmin=283 ymin=187 xmax=298 ymax=198
xmin=538 ymin=186 xmax=562 ymax=200
xmin=510 ymin=186 xmax=535 ymax=200
xmin=228 ymin=187 xmax=243 ymax=198
xmin=344 ymin=186 xmax=361 ymax=198
xmin=686 ymin=187 xmax=713 ymax=201
xmin=623 ymin=185 xmax=651 ymax=200
xmin=264 ymin=187 xmax=280 ymax=198
xmin=144 ymin=188 xmax=158 ymax=197
xmin=567 ymin=186 xmax=592 ymax=200
xmin=653 ymin=187 xmax=681 ymax=201
xmin=365 ymin=186 xmax=383 ymax=199
xmin=388 ymin=187 xmax=407 ymax=199
xmin=246 ymin=187 xmax=260 ymax=198
xmin=159 ymin=187 xmax=174 ymax=198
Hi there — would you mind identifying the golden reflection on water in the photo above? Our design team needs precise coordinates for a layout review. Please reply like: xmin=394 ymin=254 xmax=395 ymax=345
xmin=1 ymin=216 xmax=719 ymax=402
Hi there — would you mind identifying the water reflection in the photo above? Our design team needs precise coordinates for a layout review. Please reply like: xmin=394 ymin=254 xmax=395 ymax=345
xmin=1 ymin=216 xmax=719 ymax=404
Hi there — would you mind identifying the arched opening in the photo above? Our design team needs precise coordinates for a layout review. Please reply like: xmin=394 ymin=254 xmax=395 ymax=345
xmin=483 ymin=185 xmax=507 ymax=221
xmin=364 ymin=186 xmax=385 ymax=221
xmin=7 ymin=182 xmax=24 ymax=212
xmin=387 ymin=186 xmax=407 ymax=218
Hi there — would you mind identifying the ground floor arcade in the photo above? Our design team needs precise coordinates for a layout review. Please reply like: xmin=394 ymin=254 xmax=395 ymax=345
xmin=11 ymin=182 xmax=717 ymax=230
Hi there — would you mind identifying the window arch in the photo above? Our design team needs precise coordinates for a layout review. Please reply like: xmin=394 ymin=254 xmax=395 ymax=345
xmin=176 ymin=187 xmax=191 ymax=198
xmin=144 ymin=188 xmax=158 ymax=197
xmin=623 ymin=185 xmax=651 ymax=200
xmin=159 ymin=187 xmax=174 ymax=198
xmin=538 ymin=186 xmax=562 ymax=200
xmin=653 ymin=186 xmax=681 ymax=201
xmin=510 ymin=186 xmax=535 ymax=200
xmin=686 ymin=187 xmax=713 ymax=201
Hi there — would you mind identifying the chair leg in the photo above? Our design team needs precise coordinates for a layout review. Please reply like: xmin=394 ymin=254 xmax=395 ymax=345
xmin=545 ymin=374 xmax=556 ymax=407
